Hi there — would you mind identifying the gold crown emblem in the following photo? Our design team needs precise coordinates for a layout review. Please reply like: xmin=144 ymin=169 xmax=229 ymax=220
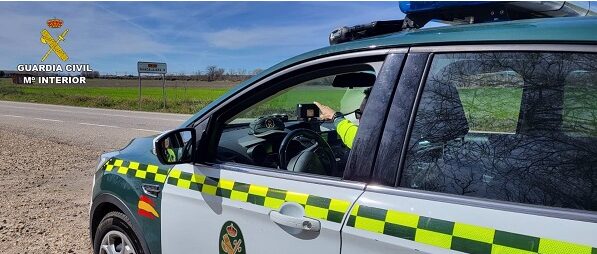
xmin=47 ymin=18 xmax=63 ymax=28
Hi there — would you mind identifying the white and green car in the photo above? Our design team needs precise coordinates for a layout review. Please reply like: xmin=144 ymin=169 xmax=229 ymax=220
xmin=90 ymin=2 xmax=597 ymax=254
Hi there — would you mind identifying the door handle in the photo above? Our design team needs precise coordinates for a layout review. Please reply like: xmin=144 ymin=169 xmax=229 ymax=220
xmin=142 ymin=184 xmax=161 ymax=197
xmin=269 ymin=210 xmax=321 ymax=232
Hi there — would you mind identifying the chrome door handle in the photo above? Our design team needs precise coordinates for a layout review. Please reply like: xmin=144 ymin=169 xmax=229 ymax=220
xmin=269 ymin=210 xmax=321 ymax=232
xmin=142 ymin=184 xmax=161 ymax=197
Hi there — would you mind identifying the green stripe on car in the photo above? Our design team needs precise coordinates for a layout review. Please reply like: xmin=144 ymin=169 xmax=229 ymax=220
xmin=103 ymin=158 xmax=169 ymax=184
xmin=103 ymin=159 xmax=595 ymax=254
xmin=347 ymin=204 xmax=595 ymax=254
xmin=167 ymin=168 xmax=351 ymax=224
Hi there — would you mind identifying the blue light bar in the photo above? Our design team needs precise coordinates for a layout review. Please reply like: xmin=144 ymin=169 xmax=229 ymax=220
xmin=330 ymin=1 xmax=594 ymax=45
xmin=399 ymin=1 xmax=491 ymax=14
xmin=399 ymin=1 xmax=594 ymax=19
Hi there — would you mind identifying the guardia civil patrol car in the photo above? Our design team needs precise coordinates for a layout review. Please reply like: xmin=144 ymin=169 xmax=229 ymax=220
xmin=90 ymin=2 xmax=597 ymax=254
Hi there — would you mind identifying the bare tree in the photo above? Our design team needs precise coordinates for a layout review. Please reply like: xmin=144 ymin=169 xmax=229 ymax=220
xmin=81 ymin=71 xmax=100 ymax=79
xmin=205 ymin=66 xmax=216 ymax=81
xmin=251 ymin=68 xmax=263 ymax=75
xmin=216 ymin=68 xmax=225 ymax=81
xmin=206 ymin=65 xmax=226 ymax=81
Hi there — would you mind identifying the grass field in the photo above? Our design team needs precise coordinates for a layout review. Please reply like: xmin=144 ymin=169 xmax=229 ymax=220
xmin=459 ymin=87 xmax=522 ymax=132
xmin=236 ymin=86 xmax=348 ymax=119
xmin=1 ymin=78 xmax=593 ymax=134
xmin=0 ymin=78 xmax=232 ymax=113
xmin=0 ymin=78 xmax=349 ymax=115
xmin=0 ymin=78 xmax=523 ymax=128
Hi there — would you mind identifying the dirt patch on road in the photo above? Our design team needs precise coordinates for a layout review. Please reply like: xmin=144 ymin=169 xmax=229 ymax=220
xmin=0 ymin=129 xmax=98 ymax=253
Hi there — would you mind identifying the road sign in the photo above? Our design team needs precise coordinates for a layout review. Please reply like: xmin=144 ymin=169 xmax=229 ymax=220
xmin=137 ymin=61 xmax=167 ymax=109
xmin=137 ymin=62 xmax=167 ymax=74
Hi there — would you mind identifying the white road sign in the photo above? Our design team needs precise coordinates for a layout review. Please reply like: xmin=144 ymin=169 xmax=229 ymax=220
xmin=137 ymin=62 xmax=167 ymax=74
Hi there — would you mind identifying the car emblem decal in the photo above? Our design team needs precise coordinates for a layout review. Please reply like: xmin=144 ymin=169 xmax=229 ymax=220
xmin=265 ymin=119 xmax=275 ymax=129
xmin=137 ymin=195 xmax=159 ymax=219
xmin=220 ymin=221 xmax=245 ymax=254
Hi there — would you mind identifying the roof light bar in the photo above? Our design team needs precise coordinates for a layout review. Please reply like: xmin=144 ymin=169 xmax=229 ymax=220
xmin=400 ymin=1 xmax=595 ymax=25
xmin=329 ymin=1 xmax=595 ymax=45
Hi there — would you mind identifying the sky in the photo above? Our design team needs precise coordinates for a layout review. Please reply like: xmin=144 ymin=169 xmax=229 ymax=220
xmin=0 ymin=2 xmax=403 ymax=75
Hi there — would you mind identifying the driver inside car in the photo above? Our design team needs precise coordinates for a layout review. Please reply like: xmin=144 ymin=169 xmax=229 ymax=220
xmin=314 ymin=87 xmax=371 ymax=149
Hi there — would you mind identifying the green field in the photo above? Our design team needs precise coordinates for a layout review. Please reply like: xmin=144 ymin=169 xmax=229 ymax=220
xmin=235 ymin=86 xmax=347 ymax=119
xmin=0 ymin=78 xmax=523 ymax=128
xmin=0 ymin=78 xmax=231 ymax=114
xmin=459 ymin=87 xmax=522 ymax=132
xmin=0 ymin=79 xmax=348 ymax=115
xmin=1 ymin=78 xmax=593 ymax=135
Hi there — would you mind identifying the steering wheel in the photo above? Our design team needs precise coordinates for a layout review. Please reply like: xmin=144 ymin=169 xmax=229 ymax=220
xmin=278 ymin=128 xmax=337 ymax=176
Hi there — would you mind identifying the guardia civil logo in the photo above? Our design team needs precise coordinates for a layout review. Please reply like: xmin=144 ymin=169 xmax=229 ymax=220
xmin=40 ymin=18 xmax=69 ymax=62
xmin=219 ymin=221 xmax=246 ymax=254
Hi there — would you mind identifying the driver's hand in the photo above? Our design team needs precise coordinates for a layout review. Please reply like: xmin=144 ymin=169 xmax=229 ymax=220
xmin=314 ymin=101 xmax=336 ymax=120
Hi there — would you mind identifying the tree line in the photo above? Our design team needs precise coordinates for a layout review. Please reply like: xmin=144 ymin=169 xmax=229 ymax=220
xmin=86 ymin=66 xmax=264 ymax=82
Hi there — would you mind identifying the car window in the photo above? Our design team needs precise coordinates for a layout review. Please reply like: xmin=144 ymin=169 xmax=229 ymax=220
xmin=401 ymin=52 xmax=597 ymax=211
xmin=228 ymin=77 xmax=368 ymax=124
xmin=216 ymin=62 xmax=382 ymax=177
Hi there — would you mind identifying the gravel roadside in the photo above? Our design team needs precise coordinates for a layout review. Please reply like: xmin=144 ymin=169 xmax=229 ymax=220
xmin=0 ymin=128 xmax=98 ymax=253
xmin=0 ymin=102 xmax=182 ymax=253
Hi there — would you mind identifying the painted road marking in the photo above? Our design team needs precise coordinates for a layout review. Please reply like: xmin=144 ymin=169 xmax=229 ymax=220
xmin=78 ymin=122 xmax=162 ymax=133
xmin=1 ymin=114 xmax=25 ymax=118
xmin=133 ymin=128 xmax=163 ymax=133
xmin=0 ymin=114 xmax=162 ymax=133
xmin=0 ymin=100 xmax=188 ymax=116
xmin=78 ymin=122 xmax=121 ymax=128
xmin=0 ymin=104 xmax=187 ymax=122
xmin=33 ymin=117 xmax=64 ymax=122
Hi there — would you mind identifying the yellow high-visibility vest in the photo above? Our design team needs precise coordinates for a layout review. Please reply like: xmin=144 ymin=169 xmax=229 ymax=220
xmin=336 ymin=119 xmax=358 ymax=149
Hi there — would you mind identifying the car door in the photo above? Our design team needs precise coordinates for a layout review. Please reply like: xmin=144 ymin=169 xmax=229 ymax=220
xmin=342 ymin=46 xmax=597 ymax=254
xmin=160 ymin=51 xmax=406 ymax=254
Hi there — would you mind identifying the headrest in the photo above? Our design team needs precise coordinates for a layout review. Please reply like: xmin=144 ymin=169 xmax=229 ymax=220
xmin=412 ymin=79 xmax=469 ymax=143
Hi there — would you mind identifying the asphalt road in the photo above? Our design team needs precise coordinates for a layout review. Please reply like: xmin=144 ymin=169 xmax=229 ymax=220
xmin=0 ymin=100 xmax=191 ymax=152
xmin=0 ymin=100 xmax=191 ymax=253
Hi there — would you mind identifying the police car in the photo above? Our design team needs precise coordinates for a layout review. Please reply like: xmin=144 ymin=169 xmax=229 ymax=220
xmin=90 ymin=2 xmax=597 ymax=254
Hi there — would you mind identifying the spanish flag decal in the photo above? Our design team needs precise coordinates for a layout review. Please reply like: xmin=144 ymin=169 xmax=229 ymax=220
xmin=138 ymin=195 xmax=159 ymax=219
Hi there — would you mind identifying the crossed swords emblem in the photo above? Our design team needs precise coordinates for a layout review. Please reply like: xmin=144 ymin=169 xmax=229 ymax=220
xmin=40 ymin=28 xmax=69 ymax=62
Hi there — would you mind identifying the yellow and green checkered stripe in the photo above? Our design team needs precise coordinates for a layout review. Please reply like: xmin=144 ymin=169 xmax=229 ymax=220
xmin=347 ymin=204 xmax=597 ymax=254
xmin=103 ymin=158 xmax=169 ymax=184
xmin=167 ymin=168 xmax=351 ymax=223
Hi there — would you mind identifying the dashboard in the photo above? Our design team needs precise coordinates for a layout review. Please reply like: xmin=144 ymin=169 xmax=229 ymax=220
xmin=216 ymin=119 xmax=349 ymax=172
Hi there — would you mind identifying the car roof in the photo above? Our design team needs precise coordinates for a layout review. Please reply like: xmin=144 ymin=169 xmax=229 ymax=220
xmin=181 ymin=16 xmax=597 ymax=127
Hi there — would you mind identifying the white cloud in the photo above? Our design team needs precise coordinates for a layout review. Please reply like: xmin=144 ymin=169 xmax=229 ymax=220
xmin=203 ymin=25 xmax=329 ymax=50
xmin=201 ymin=2 xmax=403 ymax=50
xmin=0 ymin=2 xmax=406 ymax=73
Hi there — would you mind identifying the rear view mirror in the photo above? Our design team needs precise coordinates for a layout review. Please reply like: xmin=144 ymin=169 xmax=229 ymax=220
xmin=154 ymin=128 xmax=196 ymax=165
xmin=332 ymin=72 xmax=376 ymax=88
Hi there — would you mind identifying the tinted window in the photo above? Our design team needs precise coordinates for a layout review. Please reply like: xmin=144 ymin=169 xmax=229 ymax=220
xmin=401 ymin=52 xmax=597 ymax=211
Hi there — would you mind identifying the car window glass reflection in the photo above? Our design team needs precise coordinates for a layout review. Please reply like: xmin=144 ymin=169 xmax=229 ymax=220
xmin=402 ymin=52 xmax=597 ymax=212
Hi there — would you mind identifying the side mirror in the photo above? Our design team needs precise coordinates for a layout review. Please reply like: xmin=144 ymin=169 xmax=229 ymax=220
xmin=153 ymin=128 xmax=196 ymax=165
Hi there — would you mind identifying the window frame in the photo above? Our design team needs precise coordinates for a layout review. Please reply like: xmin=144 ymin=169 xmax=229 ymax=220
xmin=373 ymin=44 xmax=597 ymax=222
xmin=192 ymin=48 xmax=407 ymax=183
xmin=370 ymin=52 xmax=431 ymax=185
